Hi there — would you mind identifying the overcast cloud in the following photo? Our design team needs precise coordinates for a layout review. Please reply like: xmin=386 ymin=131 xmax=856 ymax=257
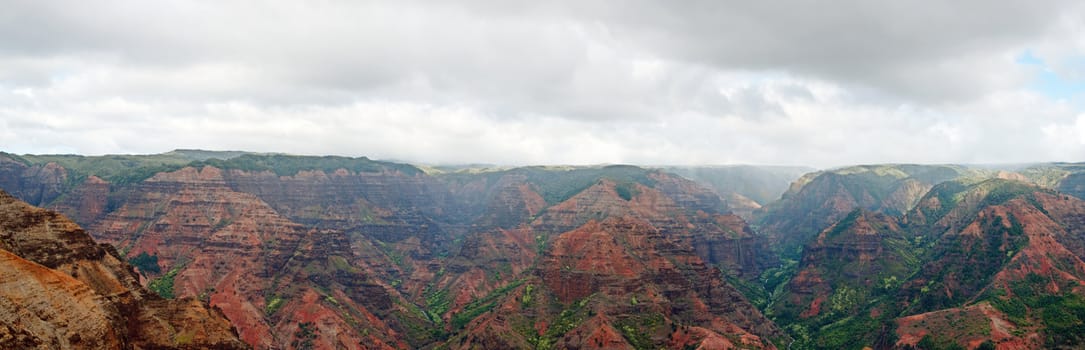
xmin=1 ymin=0 xmax=1083 ymax=167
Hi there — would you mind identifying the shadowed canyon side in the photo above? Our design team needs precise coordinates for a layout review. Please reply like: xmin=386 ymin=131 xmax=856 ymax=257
xmin=771 ymin=210 xmax=917 ymax=345
xmin=754 ymin=164 xmax=985 ymax=258
xmin=766 ymin=178 xmax=1085 ymax=349
xmin=0 ymin=190 xmax=247 ymax=349
xmin=666 ymin=165 xmax=812 ymax=220
xmin=89 ymin=166 xmax=414 ymax=349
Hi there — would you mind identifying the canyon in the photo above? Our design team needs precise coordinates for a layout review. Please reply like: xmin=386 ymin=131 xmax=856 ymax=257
xmin=2 ymin=151 xmax=1085 ymax=349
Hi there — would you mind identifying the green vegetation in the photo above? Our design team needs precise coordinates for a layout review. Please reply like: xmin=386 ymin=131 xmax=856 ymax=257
xmin=162 ymin=149 xmax=251 ymax=161
xmin=197 ymin=287 xmax=213 ymax=303
xmin=521 ymin=284 xmax=534 ymax=307
xmin=987 ymin=273 xmax=1085 ymax=348
xmin=535 ymin=234 xmax=548 ymax=254
xmin=810 ymin=315 xmax=887 ymax=349
xmin=615 ymin=313 xmax=666 ymax=350
xmin=12 ymin=151 xmax=426 ymax=197
xmin=327 ymin=255 xmax=358 ymax=274
xmin=265 ymin=296 xmax=285 ymax=315
xmin=827 ymin=285 xmax=863 ymax=315
xmin=14 ymin=150 xmax=1085 ymax=349
xmin=726 ymin=272 xmax=771 ymax=310
xmin=19 ymin=153 xmax=195 ymax=187
xmin=614 ymin=181 xmax=639 ymax=201
xmin=765 ymin=209 xmax=931 ymax=348
xmin=192 ymin=154 xmax=422 ymax=176
xmin=975 ymin=179 xmax=1048 ymax=209
xmin=439 ymin=165 xmax=659 ymax=205
xmin=1040 ymin=297 xmax=1085 ymax=347
xmin=423 ymin=286 xmax=451 ymax=325
xmin=755 ymin=165 xmax=980 ymax=262
xmin=148 ymin=264 xmax=182 ymax=299
xmin=128 ymin=252 xmax=161 ymax=274
xmin=392 ymin=299 xmax=447 ymax=345
xmin=884 ymin=236 xmax=927 ymax=271
xmin=374 ymin=240 xmax=409 ymax=271
xmin=918 ymin=179 xmax=1052 ymax=227
xmin=212 ymin=218 xmax=233 ymax=230
xmin=824 ymin=210 xmax=862 ymax=239
xmin=1017 ymin=164 xmax=1076 ymax=188
xmin=919 ymin=180 xmax=968 ymax=221
xmin=757 ymin=258 xmax=799 ymax=317
xmin=825 ymin=165 xmax=970 ymax=215
xmin=292 ymin=321 xmax=317 ymax=350
xmin=529 ymin=296 xmax=592 ymax=350
xmin=0 ymin=152 xmax=31 ymax=166
xmin=909 ymin=212 xmax=1027 ymax=314
xmin=450 ymin=279 xmax=526 ymax=330
xmin=913 ymin=334 xmax=966 ymax=350
xmin=173 ymin=330 xmax=194 ymax=345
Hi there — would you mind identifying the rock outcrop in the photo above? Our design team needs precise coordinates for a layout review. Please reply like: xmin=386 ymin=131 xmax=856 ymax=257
xmin=0 ymin=154 xmax=69 ymax=208
xmin=0 ymin=190 xmax=247 ymax=349
xmin=778 ymin=210 xmax=913 ymax=321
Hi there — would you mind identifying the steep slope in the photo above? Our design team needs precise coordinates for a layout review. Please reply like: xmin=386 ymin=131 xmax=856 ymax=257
xmin=720 ymin=192 xmax=763 ymax=221
xmin=210 ymin=155 xmax=463 ymax=307
xmin=423 ymin=168 xmax=779 ymax=348
xmin=1016 ymin=162 xmax=1085 ymax=201
xmin=890 ymin=180 xmax=1085 ymax=349
xmin=769 ymin=178 xmax=1085 ymax=349
xmin=755 ymin=164 xmax=986 ymax=257
xmin=770 ymin=210 xmax=921 ymax=348
xmin=532 ymin=175 xmax=771 ymax=279
xmin=0 ymin=152 xmax=70 ymax=208
xmin=48 ymin=175 xmax=111 ymax=226
xmin=0 ymin=151 xmax=233 ymax=227
xmin=0 ymin=190 xmax=247 ymax=349
xmin=761 ymin=178 xmax=1085 ymax=349
xmin=93 ymin=166 xmax=421 ymax=349
xmin=448 ymin=217 xmax=786 ymax=349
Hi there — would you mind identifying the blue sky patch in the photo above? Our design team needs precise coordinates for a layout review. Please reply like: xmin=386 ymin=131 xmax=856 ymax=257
xmin=1017 ymin=50 xmax=1085 ymax=107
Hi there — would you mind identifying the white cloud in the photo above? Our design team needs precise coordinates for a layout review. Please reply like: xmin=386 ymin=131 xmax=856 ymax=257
xmin=0 ymin=0 xmax=1083 ymax=167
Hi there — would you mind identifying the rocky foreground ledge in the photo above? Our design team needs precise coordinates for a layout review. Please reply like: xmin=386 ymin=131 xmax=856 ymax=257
xmin=0 ymin=190 xmax=248 ymax=350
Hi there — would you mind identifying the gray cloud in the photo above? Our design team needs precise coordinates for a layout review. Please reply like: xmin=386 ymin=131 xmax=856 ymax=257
xmin=0 ymin=0 xmax=1083 ymax=167
xmin=578 ymin=0 xmax=1075 ymax=101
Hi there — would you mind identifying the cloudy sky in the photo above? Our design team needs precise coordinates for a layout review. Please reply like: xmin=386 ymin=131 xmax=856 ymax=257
xmin=1 ymin=1 xmax=1083 ymax=167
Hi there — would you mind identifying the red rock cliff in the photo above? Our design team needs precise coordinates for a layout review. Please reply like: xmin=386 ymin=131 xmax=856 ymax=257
xmin=0 ymin=190 xmax=247 ymax=349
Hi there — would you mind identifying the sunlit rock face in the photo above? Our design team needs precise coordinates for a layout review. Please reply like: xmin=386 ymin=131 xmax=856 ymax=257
xmin=0 ymin=190 xmax=247 ymax=350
